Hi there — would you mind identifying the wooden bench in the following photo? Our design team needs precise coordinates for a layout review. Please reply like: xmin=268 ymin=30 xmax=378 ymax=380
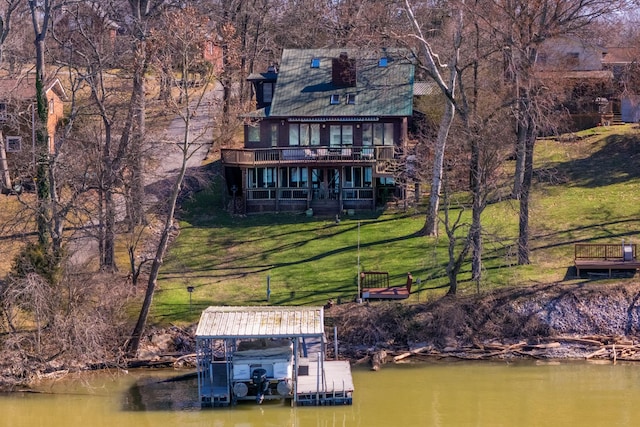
xmin=574 ymin=243 xmax=640 ymax=278
xmin=361 ymin=272 xmax=413 ymax=300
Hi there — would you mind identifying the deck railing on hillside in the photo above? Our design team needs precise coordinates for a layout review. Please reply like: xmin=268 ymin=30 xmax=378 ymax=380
xmin=574 ymin=243 xmax=637 ymax=260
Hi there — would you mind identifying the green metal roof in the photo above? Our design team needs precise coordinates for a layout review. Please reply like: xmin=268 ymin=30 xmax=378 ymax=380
xmin=268 ymin=48 xmax=415 ymax=119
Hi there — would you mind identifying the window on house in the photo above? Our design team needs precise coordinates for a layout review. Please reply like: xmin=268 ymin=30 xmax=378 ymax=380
xmin=310 ymin=123 xmax=320 ymax=145
xmin=49 ymin=98 xmax=55 ymax=115
xmin=378 ymin=176 xmax=395 ymax=186
xmin=280 ymin=167 xmax=308 ymax=188
xmin=311 ymin=58 xmax=321 ymax=68
xmin=263 ymin=82 xmax=275 ymax=103
xmin=346 ymin=94 xmax=356 ymax=105
xmin=289 ymin=123 xmax=319 ymax=146
xmin=270 ymin=123 xmax=278 ymax=147
xmin=329 ymin=125 xmax=353 ymax=146
xmin=247 ymin=124 xmax=260 ymax=143
xmin=362 ymin=123 xmax=372 ymax=146
xmin=248 ymin=167 xmax=277 ymax=188
xmin=566 ymin=52 xmax=579 ymax=68
xmin=5 ymin=136 xmax=21 ymax=152
xmin=344 ymin=166 xmax=372 ymax=187
xmin=368 ymin=122 xmax=394 ymax=145
xmin=330 ymin=94 xmax=340 ymax=105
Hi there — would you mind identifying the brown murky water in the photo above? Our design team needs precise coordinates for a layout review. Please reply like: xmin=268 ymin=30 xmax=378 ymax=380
xmin=2 ymin=361 xmax=640 ymax=426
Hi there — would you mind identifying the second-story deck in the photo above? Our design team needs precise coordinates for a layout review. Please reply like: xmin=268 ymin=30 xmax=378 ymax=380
xmin=221 ymin=146 xmax=394 ymax=167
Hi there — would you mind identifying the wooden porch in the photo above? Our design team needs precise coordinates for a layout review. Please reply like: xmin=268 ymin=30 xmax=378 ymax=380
xmin=574 ymin=243 xmax=640 ymax=278
xmin=222 ymin=146 xmax=394 ymax=171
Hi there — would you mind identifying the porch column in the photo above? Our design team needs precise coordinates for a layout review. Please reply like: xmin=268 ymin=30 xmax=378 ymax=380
xmin=306 ymin=167 xmax=312 ymax=209
xmin=275 ymin=167 xmax=280 ymax=212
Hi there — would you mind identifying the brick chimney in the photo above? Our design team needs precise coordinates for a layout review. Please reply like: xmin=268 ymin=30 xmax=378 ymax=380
xmin=332 ymin=52 xmax=356 ymax=87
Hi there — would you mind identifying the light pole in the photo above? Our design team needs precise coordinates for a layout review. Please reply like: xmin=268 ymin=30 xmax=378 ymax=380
xmin=187 ymin=286 xmax=194 ymax=311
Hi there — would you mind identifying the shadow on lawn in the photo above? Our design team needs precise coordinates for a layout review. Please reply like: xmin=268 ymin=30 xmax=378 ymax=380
xmin=549 ymin=133 xmax=640 ymax=188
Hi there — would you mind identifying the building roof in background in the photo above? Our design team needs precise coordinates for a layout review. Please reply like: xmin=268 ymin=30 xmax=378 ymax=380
xmin=602 ymin=47 xmax=640 ymax=65
xmin=413 ymin=80 xmax=439 ymax=96
xmin=0 ymin=77 xmax=67 ymax=101
xmin=268 ymin=48 xmax=415 ymax=118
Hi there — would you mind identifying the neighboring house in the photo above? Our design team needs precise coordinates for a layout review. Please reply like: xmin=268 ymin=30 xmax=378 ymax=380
xmin=0 ymin=77 xmax=67 ymax=191
xmin=535 ymin=36 xmax=614 ymax=129
xmin=221 ymin=48 xmax=415 ymax=215
xmin=535 ymin=37 xmax=640 ymax=127
xmin=602 ymin=47 xmax=640 ymax=123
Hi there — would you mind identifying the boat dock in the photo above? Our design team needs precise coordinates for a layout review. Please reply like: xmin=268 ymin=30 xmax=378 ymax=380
xmin=195 ymin=306 xmax=354 ymax=407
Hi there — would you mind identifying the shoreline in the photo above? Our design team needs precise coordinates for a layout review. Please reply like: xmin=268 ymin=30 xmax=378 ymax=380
xmin=3 ymin=280 xmax=640 ymax=389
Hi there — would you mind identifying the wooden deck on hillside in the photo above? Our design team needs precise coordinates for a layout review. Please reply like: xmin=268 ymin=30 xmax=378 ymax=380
xmin=574 ymin=244 xmax=640 ymax=278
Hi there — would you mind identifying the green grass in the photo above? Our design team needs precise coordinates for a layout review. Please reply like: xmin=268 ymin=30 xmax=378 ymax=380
xmin=151 ymin=125 xmax=640 ymax=325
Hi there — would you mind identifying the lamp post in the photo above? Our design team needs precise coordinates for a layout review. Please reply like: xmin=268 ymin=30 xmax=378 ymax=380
xmin=187 ymin=286 xmax=194 ymax=311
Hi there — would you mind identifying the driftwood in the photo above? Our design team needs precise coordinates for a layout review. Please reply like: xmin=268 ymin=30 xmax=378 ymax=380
xmin=393 ymin=346 xmax=431 ymax=362
xmin=371 ymin=350 xmax=387 ymax=371
xmin=379 ymin=335 xmax=640 ymax=363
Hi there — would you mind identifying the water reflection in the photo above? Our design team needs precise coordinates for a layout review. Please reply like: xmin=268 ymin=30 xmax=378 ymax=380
xmin=122 ymin=373 xmax=200 ymax=411
xmin=3 ymin=361 xmax=640 ymax=426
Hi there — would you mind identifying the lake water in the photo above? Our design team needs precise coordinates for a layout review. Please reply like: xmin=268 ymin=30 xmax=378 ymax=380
xmin=2 ymin=360 xmax=640 ymax=426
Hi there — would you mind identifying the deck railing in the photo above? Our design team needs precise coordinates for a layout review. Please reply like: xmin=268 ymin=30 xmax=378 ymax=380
xmin=246 ymin=186 xmax=374 ymax=201
xmin=575 ymin=243 xmax=637 ymax=260
xmin=222 ymin=146 xmax=394 ymax=166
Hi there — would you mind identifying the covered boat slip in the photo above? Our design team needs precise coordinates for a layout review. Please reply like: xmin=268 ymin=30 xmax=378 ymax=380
xmin=195 ymin=306 xmax=354 ymax=407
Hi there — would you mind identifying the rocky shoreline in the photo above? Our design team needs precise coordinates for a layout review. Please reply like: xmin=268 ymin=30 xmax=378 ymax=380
xmin=135 ymin=281 xmax=640 ymax=369
xmin=3 ymin=280 xmax=640 ymax=389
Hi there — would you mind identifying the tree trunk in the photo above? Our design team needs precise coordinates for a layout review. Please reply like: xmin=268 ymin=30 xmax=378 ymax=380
xmin=470 ymin=135 xmax=482 ymax=285
xmin=402 ymin=0 xmax=462 ymax=237
xmin=512 ymin=104 xmax=527 ymax=199
xmin=0 ymin=132 xmax=11 ymax=190
xmin=30 ymin=1 xmax=52 ymax=250
xmin=127 ymin=41 xmax=148 ymax=228
xmin=517 ymin=115 xmax=535 ymax=265
xmin=423 ymin=98 xmax=455 ymax=236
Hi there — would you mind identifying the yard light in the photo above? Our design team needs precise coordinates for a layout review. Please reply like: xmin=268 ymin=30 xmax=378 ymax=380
xmin=187 ymin=286 xmax=195 ymax=311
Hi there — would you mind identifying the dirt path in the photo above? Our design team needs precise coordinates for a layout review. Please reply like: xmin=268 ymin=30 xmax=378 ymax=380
xmin=68 ymin=83 xmax=223 ymax=266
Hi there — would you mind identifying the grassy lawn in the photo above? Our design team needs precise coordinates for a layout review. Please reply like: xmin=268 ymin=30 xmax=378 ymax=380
xmin=150 ymin=124 xmax=640 ymax=326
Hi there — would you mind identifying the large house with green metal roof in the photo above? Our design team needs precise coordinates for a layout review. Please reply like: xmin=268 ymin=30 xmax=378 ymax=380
xmin=221 ymin=48 xmax=415 ymax=215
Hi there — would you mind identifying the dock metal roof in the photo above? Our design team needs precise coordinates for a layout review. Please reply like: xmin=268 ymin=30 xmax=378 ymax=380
xmin=195 ymin=306 xmax=325 ymax=339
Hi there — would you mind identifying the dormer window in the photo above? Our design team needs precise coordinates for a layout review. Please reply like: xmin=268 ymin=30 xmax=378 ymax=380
xmin=263 ymin=82 xmax=275 ymax=103
xmin=330 ymin=94 xmax=340 ymax=105
xmin=378 ymin=57 xmax=388 ymax=67
xmin=311 ymin=58 xmax=320 ymax=68
xmin=346 ymin=94 xmax=356 ymax=105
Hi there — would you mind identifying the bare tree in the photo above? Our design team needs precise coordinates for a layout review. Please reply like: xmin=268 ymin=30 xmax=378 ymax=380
xmin=404 ymin=0 xmax=462 ymax=237
xmin=483 ymin=0 xmax=626 ymax=264
xmin=0 ymin=0 xmax=20 ymax=67
xmin=127 ymin=6 xmax=216 ymax=356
